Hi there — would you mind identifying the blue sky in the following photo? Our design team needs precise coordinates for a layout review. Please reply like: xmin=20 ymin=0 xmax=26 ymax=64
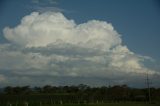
xmin=0 ymin=0 xmax=160 ymax=87
xmin=0 ymin=0 xmax=160 ymax=60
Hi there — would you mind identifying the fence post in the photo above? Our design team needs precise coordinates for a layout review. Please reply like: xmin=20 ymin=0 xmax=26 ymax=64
xmin=40 ymin=102 xmax=42 ymax=106
xmin=7 ymin=102 xmax=12 ymax=106
xmin=60 ymin=100 xmax=63 ymax=105
xmin=24 ymin=101 xmax=28 ymax=106
xmin=96 ymin=100 xmax=99 ymax=104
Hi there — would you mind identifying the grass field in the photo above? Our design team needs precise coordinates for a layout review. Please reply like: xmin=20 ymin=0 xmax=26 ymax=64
xmin=2 ymin=103 xmax=160 ymax=106
xmin=40 ymin=103 xmax=159 ymax=106
xmin=30 ymin=103 xmax=160 ymax=106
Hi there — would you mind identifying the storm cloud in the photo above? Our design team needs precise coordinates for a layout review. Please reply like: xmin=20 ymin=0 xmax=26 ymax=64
xmin=0 ymin=12 xmax=159 ymax=87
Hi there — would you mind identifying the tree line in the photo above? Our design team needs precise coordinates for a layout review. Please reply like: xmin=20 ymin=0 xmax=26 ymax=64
xmin=0 ymin=84 xmax=160 ymax=104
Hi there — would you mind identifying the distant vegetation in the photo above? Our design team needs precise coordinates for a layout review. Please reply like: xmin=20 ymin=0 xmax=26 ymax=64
xmin=0 ymin=84 xmax=160 ymax=106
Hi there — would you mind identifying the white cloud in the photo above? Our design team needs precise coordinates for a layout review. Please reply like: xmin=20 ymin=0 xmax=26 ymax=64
xmin=1 ymin=11 xmax=159 ymax=86
xmin=3 ymin=12 xmax=121 ymax=49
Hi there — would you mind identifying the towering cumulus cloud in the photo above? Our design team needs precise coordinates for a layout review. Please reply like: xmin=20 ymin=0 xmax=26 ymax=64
xmin=0 ymin=12 xmax=158 ymax=86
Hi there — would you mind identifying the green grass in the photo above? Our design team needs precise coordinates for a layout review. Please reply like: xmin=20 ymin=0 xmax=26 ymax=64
xmin=1 ymin=102 xmax=160 ymax=106
xmin=32 ymin=103 xmax=160 ymax=106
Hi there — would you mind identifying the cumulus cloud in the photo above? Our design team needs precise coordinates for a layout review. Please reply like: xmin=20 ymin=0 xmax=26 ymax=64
xmin=3 ymin=12 xmax=121 ymax=49
xmin=0 ymin=12 xmax=159 ymax=86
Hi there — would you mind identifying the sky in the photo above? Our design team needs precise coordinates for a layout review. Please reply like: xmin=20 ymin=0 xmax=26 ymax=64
xmin=0 ymin=0 xmax=160 ymax=87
